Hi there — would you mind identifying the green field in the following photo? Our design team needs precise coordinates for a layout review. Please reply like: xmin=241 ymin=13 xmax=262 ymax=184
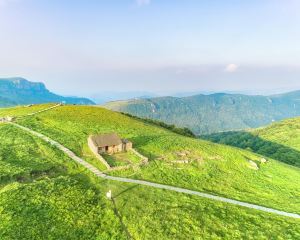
xmin=0 ymin=122 xmax=299 ymax=239
xmin=8 ymin=104 xmax=299 ymax=216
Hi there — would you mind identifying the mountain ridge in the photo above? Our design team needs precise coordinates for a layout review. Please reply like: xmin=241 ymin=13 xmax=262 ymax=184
xmin=104 ymin=91 xmax=300 ymax=135
xmin=0 ymin=77 xmax=95 ymax=106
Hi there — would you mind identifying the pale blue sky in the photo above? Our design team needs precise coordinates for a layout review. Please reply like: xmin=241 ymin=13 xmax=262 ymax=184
xmin=0 ymin=0 xmax=300 ymax=96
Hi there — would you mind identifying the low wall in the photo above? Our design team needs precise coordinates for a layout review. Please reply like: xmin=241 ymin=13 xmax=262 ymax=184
xmin=130 ymin=148 xmax=149 ymax=162
xmin=88 ymin=136 xmax=111 ymax=169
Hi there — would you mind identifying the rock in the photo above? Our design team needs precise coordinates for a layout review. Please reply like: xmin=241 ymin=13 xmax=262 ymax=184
xmin=106 ymin=190 xmax=112 ymax=199
xmin=196 ymin=158 xmax=204 ymax=165
xmin=248 ymin=160 xmax=259 ymax=170
xmin=260 ymin=158 xmax=267 ymax=163
xmin=172 ymin=160 xmax=189 ymax=164
xmin=176 ymin=152 xmax=187 ymax=157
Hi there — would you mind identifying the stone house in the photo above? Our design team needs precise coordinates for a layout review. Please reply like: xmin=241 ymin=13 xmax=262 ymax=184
xmin=88 ymin=133 xmax=132 ymax=155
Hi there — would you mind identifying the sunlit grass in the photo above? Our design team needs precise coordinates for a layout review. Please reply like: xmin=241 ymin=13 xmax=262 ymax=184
xmin=9 ymin=104 xmax=300 ymax=214
xmin=0 ymin=123 xmax=299 ymax=239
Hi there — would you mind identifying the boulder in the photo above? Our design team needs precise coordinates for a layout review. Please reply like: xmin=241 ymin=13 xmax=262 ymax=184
xmin=248 ymin=160 xmax=259 ymax=170
xmin=260 ymin=158 xmax=267 ymax=163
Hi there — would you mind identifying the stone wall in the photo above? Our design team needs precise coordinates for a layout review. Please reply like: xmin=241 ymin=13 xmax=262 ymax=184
xmin=130 ymin=148 xmax=148 ymax=162
xmin=88 ymin=136 xmax=111 ymax=169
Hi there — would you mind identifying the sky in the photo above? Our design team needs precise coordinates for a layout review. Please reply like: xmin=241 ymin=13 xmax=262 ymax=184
xmin=0 ymin=0 xmax=300 ymax=98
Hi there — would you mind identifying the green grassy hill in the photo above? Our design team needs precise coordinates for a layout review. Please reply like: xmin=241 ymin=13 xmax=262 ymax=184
xmin=203 ymin=117 xmax=300 ymax=168
xmin=11 ymin=105 xmax=300 ymax=212
xmin=104 ymin=91 xmax=300 ymax=135
xmin=0 ymin=104 xmax=299 ymax=239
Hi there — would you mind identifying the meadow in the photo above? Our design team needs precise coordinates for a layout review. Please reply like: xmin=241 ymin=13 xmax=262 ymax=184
xmin=12 ymin=104 xmax=300 ymax=215
xmin=254 ymin=117 xmax=300 ymax=152
xmin=0 ymin=104 xmax=53 ymax=117
xmin=203 ymin=116 xmax=300 ymax=167
xmin=0 ymin=123 xmax=299 ymax=239
xmin=0 ymin=124 xmax=125 ymax=239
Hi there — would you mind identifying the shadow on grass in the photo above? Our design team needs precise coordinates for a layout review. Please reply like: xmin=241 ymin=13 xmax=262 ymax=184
xmin=128 ymin=135 xmax=160 ymax=161
xmin=201 ymin=131 xmax=300 ymax=167
xmin=114 ymin=184 xmax=139 ymax=198
xmin=111 ymin=197 xmax=134 ymax=240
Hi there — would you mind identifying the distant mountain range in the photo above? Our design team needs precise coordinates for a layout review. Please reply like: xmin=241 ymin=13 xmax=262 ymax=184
xmin=90 ymin=91 xmax=158 ymax=104
xmin=0 ymin=77 xmax=95 ymax=107
xmin=104 ymin=91 xmax=300 ymax=135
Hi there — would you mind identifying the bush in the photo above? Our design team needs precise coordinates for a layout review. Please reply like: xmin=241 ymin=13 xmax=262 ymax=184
xmin=121 ymin=112 xmax=196 ymax=138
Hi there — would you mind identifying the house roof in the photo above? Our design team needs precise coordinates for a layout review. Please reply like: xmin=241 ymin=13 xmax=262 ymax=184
xmin=122 ymin=139 xmax=131 ymax=143
xmin=90 ymin=133 xmax=122 ymax=147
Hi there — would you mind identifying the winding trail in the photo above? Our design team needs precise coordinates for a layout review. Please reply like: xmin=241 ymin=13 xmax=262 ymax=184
xmin=26 ymin=103 xmax=62 ymax=116
xmin=10 ymin=122 xmax=300 ymax=219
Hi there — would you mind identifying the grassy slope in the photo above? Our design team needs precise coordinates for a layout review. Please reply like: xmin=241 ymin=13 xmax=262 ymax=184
xmin=0 ymin=104 xmax=55 ymax=117
xmin=0 ymin=124 xmax=124 ymax=239
xmin=254 ymin=117 xmax=300 ymax=151
xmin=202 ymin=117 xmax=300 ymax=167
xmin=1 ymin=124 xmax=299 ymax=239
xmin=10 ymin=105 xmax=300 ymax=215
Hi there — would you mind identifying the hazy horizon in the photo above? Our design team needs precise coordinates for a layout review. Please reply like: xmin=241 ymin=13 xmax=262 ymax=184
xmin=2 ymin=76 xmax=300 ymax=103
xmin=1 ymin=0 xmax=300 ymax=97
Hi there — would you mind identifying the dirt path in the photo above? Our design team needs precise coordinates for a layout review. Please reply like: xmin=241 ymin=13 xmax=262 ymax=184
xmin=26 ymin=103 xmax=61 ymax=116
xmin=10 ymin=122 xmax=300 ymax=219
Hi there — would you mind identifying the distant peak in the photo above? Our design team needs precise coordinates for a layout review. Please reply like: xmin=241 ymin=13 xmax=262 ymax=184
xmin=10 ymin=77 xmax=28 ymax=83
xmin=0 ymin=77 xmax=95 ymax=105
xmin=0 ymin=77 xmax=27 ymax=81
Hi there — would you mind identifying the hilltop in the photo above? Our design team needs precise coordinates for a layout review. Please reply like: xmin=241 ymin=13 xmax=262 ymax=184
xmin=103 ymin=91 xmax=300 ymax=135
xmin=203 ymin=116 xmax=300 ymax=167
xmin=6 ymin=104 xmax=299 ymax=211
xmin=0 ymin=77 xmax=95 ymax=107
xmin=0 ymin=104 xmax=299 ymax=239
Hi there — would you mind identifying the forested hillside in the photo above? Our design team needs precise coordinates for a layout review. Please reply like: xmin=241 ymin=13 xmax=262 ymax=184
xmin=104 ymin=91 xmax=300 ymax=134
xmin=0 ymin=96 xmax=15 ymax=107
xmin=202 ymin=116 xmax=300 ymax=167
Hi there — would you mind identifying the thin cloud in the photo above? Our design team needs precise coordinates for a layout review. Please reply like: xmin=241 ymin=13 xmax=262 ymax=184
xmin=136 ymin=0 xmax=151 ymax=6
xmin=225 ymin=64 xmax=239 ymax=73
xmin=0 ymin=0 xmax=18 ymax=7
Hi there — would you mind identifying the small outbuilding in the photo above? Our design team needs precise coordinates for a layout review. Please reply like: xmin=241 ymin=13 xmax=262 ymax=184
xmin=88 ymin=133 xmax=132 ymax=155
